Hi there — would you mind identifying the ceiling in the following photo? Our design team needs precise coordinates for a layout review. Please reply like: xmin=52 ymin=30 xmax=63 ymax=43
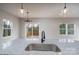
xmin=0 ymin=3 xmax=79 ymax=18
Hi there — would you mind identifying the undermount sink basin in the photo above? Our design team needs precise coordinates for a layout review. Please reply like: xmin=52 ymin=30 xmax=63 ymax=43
xmin=25 ymin=44 xmax=61 ymax=52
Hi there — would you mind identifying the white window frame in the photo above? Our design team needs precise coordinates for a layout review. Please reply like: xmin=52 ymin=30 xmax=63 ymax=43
xmin=25 ymin=23 xmax=39 ymax=39
xmin=3 ymin=19 xmax=12 ymax=38
xmin=59 ymin=23 xmax=76 ymax=36
xmin=59 ymin=23 xmax=66 ymax=35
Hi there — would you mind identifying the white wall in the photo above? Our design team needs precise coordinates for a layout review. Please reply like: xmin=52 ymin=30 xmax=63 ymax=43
xmin=0 ymin=9 xmax=20 ymax=51
xmin=20 ymin=18 xmax=79 ymax=42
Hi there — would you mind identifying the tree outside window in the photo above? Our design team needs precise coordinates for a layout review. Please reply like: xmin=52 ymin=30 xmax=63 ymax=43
xmin=60 ymin=24 xmax=75 ymax=35
xmin=27 ymin=24 xmax=39 ymax=38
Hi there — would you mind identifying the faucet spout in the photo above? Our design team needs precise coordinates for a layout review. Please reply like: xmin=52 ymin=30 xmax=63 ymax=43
xmin=41 ymin=31 xmax=45 ymax=43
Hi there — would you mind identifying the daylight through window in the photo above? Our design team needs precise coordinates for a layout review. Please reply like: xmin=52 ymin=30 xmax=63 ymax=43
xmin=3 ymin=19 xmax=12 ymax=37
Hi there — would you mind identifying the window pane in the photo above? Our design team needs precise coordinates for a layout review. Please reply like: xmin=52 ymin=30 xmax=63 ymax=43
xmin=68 ymin=24 xmax=74 ymax=28
xmin=27 ymin=27 xmax=32 ymax=37
xmin=33 ymin=26 xmax=39 ymax=36
xmin=60 ymin=24 xmax=66 ymax=34
xmin=27 ymin=24 xmax=39 ymax=38
xmin=68 ymin=24 xmax=74 ymax=35
xmin=68 ymin=24 xmax=74 ymax=30
xmin=60 ymin=30 xmax=66 ymax=34
xmin=7 ymin=25 xmax=11 ymax=28
xmin=3 ymin=22 xmax=8 ymax=28
xmin=3 ymin=29 xmax=11 ymax=37
xmin=3 ymin=19 xmax=12 ymax=37
xmin=60 ymin=24 xmax=66 ymax=29
xmin=8 ymin=29 xmax=11 ymax=36
xmin=3 ymin=29 xmax=8 ymax=37
xmin=68 ymin=30 xmax=74 ymax=34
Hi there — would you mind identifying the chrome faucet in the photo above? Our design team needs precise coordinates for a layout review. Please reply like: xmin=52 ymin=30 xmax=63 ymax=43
xmin=41 ymin=31 xmax=45 ymax=43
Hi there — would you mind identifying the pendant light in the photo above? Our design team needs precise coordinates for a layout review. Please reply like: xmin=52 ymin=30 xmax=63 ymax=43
xmin=20 ymin=3 xmax=24 ymax=14
xmin=63 ymin=3 xmax=67 ymax=14
xmin=20 ymin=4 xmax=32 ymax=23
xmin=25 ymin=8 xmax=32 ymax=28
xmin=25 ymin=8 xmax=32 ymax=22
xmin=59 ymin=3 xmax=68 ymax=16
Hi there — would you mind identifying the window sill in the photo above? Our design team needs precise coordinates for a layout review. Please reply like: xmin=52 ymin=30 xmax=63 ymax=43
xmin=3 ymin=36 xmax=12 ymax=40
xmin=26 ymin=37 xmax=39 ymax=40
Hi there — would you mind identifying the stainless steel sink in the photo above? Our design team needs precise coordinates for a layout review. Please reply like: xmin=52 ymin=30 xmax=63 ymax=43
xmin=25 ymin=44 xmax=61 ymax=52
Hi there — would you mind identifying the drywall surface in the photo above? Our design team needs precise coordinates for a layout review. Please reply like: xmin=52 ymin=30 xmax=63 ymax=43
xmin=0 ymin=9 xmax=20 ymax=53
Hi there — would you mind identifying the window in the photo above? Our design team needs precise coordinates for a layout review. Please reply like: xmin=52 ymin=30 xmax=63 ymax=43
xmin=59 ymin=24 xmax=75 ymax=35
xmin=27 ymin=24 xmax=39 ymax=38
xmin=67 ymin=24 xmax=74 ymax=35
xmin=3 ymin=19 xmax=12 ymax=37
xmin=60 ymin=24 xmax=66 ymax=34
